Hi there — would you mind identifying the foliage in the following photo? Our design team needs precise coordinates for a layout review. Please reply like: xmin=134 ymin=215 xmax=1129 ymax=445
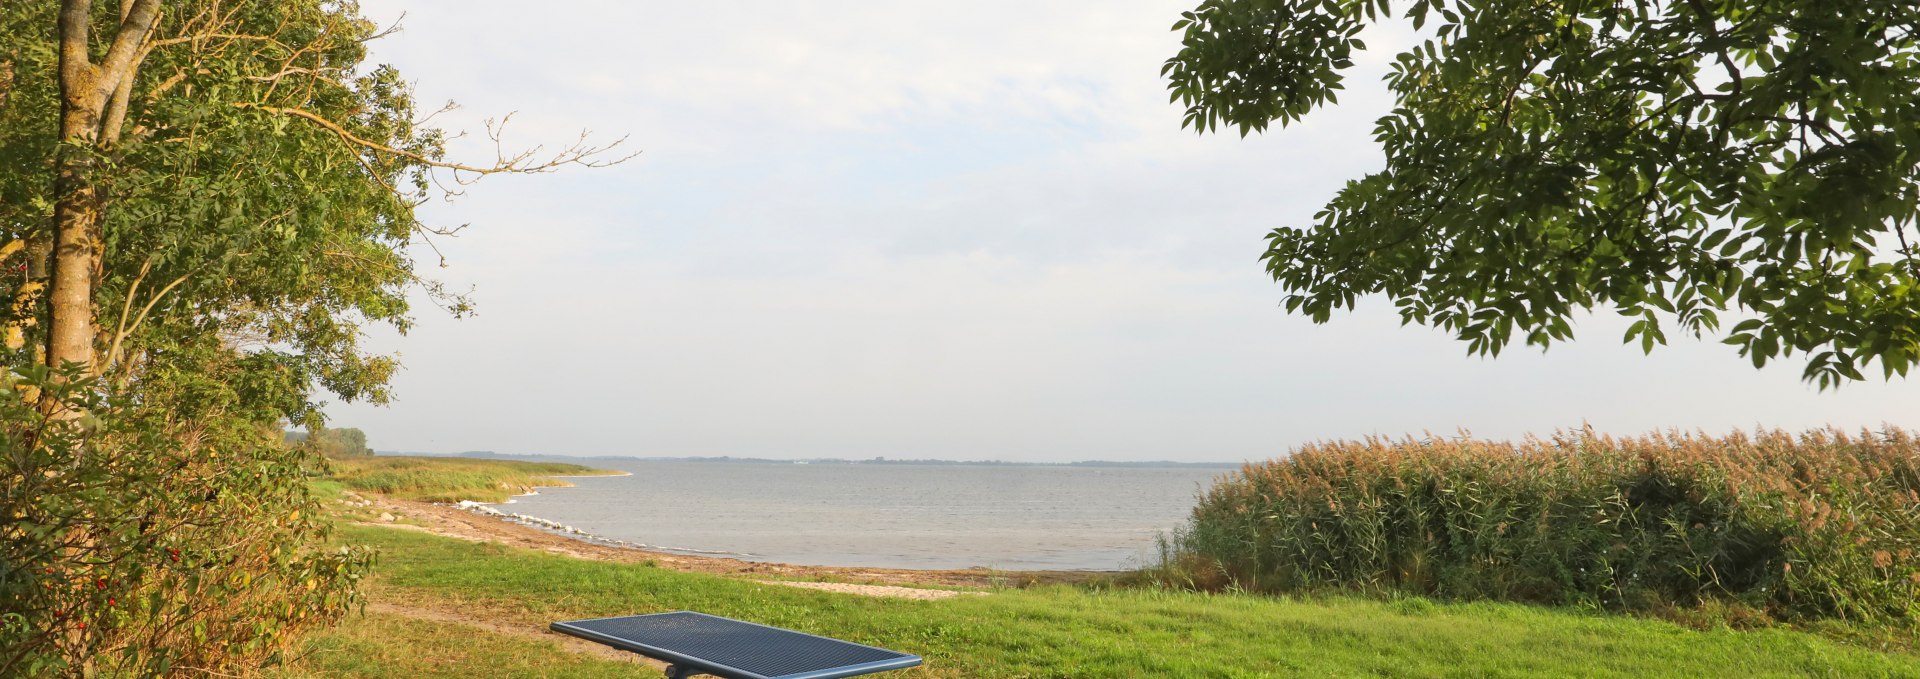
xmin=0 ymin=0 xmax=476 ymax=406
xmin=293 ymin=427 xmax=375 ymax=459
xmin=1155 ymin=427 xmax=1920 ymax=625
xmin=0 ymin=368 xmax=372 ymax=677
xmin=325 ymin=455 xmax=612 ymax=503
xmin=1164 ymin=0 xmax=1920 ymax=386
xmin=0 ymin=0 xmax=620 ymax=669
xmin=0 ymin=0 xmax=499 ymax=673
xmin=276 ymin=524 xmax=1920 ymax=678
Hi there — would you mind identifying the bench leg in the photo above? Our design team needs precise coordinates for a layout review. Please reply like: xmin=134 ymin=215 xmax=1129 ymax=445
xmin=664 ymin=664 xmax=703 ymax=679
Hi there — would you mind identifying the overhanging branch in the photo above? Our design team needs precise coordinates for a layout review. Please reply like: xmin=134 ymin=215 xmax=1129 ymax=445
xmin=236 ymin=103 xmax=635 ymax=181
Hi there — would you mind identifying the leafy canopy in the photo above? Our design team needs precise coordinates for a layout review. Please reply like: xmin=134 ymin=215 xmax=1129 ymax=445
xmin=1165 ymin=0 xmax=1920 ymax=386
xmin=0 ymin=0 xmax=527 ymax=672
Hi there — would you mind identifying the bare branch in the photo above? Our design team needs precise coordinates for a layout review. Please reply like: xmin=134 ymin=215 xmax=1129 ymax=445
xmin=238 ymin=103 xmax=636 ymax=179
xmin=366 ymin=11 xmax=406 ymax=42
xmin=414 ymin=99 xmax=459 ymax=128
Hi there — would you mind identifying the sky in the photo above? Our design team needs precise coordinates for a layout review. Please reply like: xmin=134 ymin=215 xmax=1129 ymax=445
xmin=330 ymin=1 xmax=1917 ymax=463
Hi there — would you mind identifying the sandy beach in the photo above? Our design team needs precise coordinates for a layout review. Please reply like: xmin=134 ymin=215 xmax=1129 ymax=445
xmin=342 ymin=489 xmax=1106 ymax=592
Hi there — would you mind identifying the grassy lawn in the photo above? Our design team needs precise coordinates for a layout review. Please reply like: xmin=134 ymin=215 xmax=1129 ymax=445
xmin=280 ymin=612 xmax=644 ymax=678
xmin=324 ymin=455 xmax=620 ymax=502
xmin=280 ymin=525 xmax=1920 ymax=678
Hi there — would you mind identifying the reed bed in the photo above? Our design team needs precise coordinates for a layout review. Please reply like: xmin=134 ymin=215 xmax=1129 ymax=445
xmin=1155 ymin=428 xmax=1920 ymax=624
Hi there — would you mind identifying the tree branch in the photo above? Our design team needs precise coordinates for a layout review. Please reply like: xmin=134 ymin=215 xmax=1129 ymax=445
xmin=237 ymin=103 xmax=635 ymax=179
xmin=104 ymin=270 xmax=188 ymax=376
xmin=95 ymin=0 xmax=163 ymax=100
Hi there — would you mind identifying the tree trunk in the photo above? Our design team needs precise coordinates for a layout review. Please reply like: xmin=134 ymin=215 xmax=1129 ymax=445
xmin=48 ymin=98 xmax=102 ymax=374
xmin=44 ymin=0 xmax=160 ymax=377
xmin=46 ymin=0 xmax=104 ymax=376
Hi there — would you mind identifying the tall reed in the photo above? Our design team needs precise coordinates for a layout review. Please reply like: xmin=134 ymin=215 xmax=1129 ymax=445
xmin=1156 ymin=428 xmax=1920 ymax=623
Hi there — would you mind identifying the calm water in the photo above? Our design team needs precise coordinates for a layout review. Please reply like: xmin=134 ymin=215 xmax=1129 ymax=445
xmin=500 ymin=460 xmax=1228 ymax=570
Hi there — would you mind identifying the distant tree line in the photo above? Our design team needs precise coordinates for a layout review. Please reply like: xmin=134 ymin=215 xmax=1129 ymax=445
xmin=287 ymin=426 xmax=374 ymax=458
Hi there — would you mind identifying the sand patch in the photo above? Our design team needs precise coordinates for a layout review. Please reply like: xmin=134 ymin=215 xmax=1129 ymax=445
xmin=759 ymin=580 xmax=986 ymax=600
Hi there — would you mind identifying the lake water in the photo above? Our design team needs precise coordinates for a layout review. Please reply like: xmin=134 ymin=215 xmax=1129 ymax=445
xmin=499 ymin=460 xmax=1230 ymax=571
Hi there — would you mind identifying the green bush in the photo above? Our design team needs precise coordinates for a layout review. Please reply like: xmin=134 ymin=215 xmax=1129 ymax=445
xmin=1154 ymin=428 xmax=1920 ymax=624
xmin=0 ymin=367 xmax=372 ymax=676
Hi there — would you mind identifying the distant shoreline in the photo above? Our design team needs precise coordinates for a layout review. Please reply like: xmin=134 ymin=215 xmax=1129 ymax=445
xmin=375 ymin=450 xmax=1246 ymax=470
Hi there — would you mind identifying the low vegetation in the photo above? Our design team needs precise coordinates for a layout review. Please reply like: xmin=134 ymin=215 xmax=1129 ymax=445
xmin=1153 ymin=427 xmax=1920 ymax=627
xmin=275 ymin=525 xmax=1920 ymax=678
xmin=2 ymin=372 xmax=369 ymax=677
xmin=327 ymin=456 xmax=619 ymax=503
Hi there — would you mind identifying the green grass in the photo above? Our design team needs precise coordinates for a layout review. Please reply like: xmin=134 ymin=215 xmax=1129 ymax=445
xmin=325 ymin=455 xmax=619 ymax=502
xmin=283 ymin=525 xmax=1920 ymax=678
xmin=277 ymin=613 xmax=643 ymax=678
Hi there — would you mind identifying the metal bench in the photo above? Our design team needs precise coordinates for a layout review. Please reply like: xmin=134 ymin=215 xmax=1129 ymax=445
xmin=551 ymin=611 xmax=923 ymax=679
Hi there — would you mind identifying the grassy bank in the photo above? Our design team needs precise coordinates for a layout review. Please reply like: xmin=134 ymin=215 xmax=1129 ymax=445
xmin=325 ymin=455 xmax=620 ymax=502
xmin=279 ymin=525 xmax=1920 ymax=678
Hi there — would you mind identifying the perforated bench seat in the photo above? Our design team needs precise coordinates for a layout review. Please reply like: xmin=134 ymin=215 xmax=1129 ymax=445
xmin=551 ymin=611 xmax=923 ymax=679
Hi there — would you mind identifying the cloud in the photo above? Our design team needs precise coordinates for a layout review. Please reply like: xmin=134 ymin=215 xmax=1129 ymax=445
xmin=330 ymin=0 xmax=1919 ymax=461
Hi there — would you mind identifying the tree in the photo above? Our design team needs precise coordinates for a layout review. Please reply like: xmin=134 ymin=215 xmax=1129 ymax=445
xmin=10 ymin=0 xmax=624 ymax=401
xmin=0 ymin=1 xmax=625 ymax=673
xmin=1164 ymin=0 xmax=1920 ymax=386
xmin=290 ymin=426 xmax=374 ymax=458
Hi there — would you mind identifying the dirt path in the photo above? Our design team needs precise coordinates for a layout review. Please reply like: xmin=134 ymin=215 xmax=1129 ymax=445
xmin=344 ymin=491 xmax=1102 ymax=591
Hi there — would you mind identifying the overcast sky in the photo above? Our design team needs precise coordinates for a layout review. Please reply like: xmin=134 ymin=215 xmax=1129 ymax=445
xmin=330 ymin=1 xmax=1916 ymax=462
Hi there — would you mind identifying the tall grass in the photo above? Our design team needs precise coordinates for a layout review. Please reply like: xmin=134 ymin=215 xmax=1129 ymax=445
xmin=326 ymin=456 xmax=616 ymax=502
xmin=1152 ymin=428 xmax=1920 ymax=624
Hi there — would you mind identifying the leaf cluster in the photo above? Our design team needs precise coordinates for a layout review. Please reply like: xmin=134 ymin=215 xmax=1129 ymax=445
xmin=1166 ymin=0 xmax=1920 ymax=386
xmin=1 ymin=0 xmax=464 ymax=412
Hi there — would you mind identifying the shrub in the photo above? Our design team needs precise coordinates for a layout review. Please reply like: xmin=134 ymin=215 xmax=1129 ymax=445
xmin=0 ymin=367 xmax=372 ymax=676
xmin=1154 ymin=428 xmax=1920 ymax=624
